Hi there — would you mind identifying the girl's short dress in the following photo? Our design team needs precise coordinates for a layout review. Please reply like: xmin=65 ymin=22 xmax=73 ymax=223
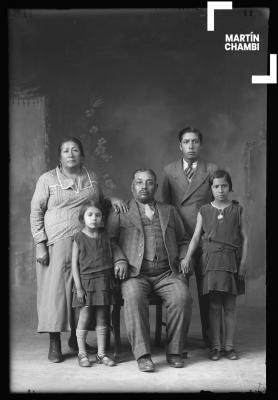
xmin=72 ymin=230 xmax=117 ymax=307
xmin=199 ymin=201 xmax=245 ymax=296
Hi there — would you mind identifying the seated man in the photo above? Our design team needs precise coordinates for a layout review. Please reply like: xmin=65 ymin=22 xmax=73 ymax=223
xmin=107 ymin=168 xmax=192 ymax=372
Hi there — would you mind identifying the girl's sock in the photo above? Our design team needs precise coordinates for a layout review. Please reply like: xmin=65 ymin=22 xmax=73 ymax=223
xmin=76 ymin=329 xmax=88 ymax=355
xmin=96 ymin=325 xmax=108 ymax=357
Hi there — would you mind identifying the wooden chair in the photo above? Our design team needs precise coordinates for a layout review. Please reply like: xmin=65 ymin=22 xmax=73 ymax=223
xmin=107 ymin=294 xmax=165 ymax=359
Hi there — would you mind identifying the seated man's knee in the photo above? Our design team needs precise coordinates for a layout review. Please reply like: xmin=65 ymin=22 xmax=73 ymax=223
xmin=171 ymin=285 xmax=192 ymax=309
xmin=125 ymin=292 xmax=145 ymax=307
xmin=122 ymin=281 xmax=147 ymax=306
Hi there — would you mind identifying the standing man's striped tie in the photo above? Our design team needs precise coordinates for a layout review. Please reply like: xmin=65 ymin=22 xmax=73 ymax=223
xmin=184 ymin=160 xmax=194 ymax=180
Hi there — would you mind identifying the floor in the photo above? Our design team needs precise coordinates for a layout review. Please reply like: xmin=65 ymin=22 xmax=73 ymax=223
xmin=10 ymin=304 xmax=266 ymax=393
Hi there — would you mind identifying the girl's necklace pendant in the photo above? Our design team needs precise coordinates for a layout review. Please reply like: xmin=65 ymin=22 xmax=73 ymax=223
xmin=217 ymin=209 xmax=224 ymax=220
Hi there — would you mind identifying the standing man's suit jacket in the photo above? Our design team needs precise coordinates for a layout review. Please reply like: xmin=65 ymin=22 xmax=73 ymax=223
xmin=106 ymin=198 xmax=190 ymax=277
xmin=162 ymin=159 xmax=218 ymax=238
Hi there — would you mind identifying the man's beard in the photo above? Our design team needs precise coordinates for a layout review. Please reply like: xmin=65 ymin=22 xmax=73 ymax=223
xmin=137 ymin=197 xmax=152 ymax=204
xmin=136 ymin=192 xmax=154 ymax=204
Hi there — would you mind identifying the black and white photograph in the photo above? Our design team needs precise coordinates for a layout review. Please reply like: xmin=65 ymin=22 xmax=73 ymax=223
xmin=9 ymin=5 xmax=269 ymax=393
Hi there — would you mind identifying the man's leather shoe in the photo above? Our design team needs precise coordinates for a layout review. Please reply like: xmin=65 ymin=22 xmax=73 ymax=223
xmin=137 ymin=355 xmax=155 ymax=372
xmin=209 ymin=348 xmax=220 ymax=361
xmin=224 ymin=349 xmax=238 ymax=360
xmin=166 ymin=354 xmax=184 ymax=368
xmin=96 ymin=354 xmax=117 ymax=366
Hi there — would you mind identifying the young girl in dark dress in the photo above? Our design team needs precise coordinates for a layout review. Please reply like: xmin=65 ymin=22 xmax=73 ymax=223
xmin=183 ymin=170 xmax=248 ymax=361
xmin=72 ymin=200 xmax=116 ymax=367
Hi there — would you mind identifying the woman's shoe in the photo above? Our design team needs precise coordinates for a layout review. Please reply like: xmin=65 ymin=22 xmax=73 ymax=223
xmin=96 ymin=354 xmax=116 ymax=366
xmin=48 ymin=333 xmax=62 ymax=363
xmin=209 ymin=348 xmax=221 ymax=361
xmin=78 ymin=352 xmax=91 ymax=367
xmin=224 ymin=349 xmax=238 ymax=360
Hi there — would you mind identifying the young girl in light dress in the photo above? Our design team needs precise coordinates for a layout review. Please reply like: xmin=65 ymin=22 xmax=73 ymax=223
xmin=72 ymin=200 xmax=116 ymax=367
xmin=183 ymin=170 xmax=248 ymax=361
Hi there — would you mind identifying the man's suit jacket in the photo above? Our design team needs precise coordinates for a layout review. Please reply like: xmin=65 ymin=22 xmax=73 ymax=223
xmin=162 ymin=158 xmax=218 ymax=237
xmin=106 ymin=198 xmax=190 ymax=277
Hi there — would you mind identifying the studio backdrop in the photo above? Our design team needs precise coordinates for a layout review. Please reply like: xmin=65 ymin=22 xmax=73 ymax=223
xmin=9 ymin=9 xmax=267 ymax=330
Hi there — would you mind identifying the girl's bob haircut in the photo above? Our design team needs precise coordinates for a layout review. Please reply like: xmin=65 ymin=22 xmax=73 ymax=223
xmin=78 ymin=200 xmax=106 ymax=224
xmin=209 ymin=169 xmax=233 ymax=192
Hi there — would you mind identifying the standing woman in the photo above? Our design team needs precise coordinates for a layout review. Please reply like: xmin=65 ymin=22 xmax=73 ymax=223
xmin=30 ymin=137 xmax=127 ymax=363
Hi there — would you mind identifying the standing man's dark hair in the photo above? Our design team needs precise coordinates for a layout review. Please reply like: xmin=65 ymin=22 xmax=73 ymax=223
xmin=178 ymin=127 xmax=203 ymax=144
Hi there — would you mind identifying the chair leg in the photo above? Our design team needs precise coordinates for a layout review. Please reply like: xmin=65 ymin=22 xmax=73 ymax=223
xmin=155 ymin=304 xmax=163 ymax=346
xmin=112 ymin=304 xmax=121 ymax=360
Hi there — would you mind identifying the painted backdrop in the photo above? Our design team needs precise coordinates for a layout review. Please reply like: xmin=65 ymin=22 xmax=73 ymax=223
xmin=9 ymin=9 xmax=267 ymax=329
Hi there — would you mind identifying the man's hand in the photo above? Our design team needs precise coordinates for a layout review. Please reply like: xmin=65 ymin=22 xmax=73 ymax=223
xmin=110 ymin=197 xmax=129 ymax=214
xmin=238 ymin=262 xmax=247 ymax=280
xmin=36 ymin=242 xmax=49 ymax=266
xmin=114 ymin=261 xmax=128 ymax=280
xmin=180 ymin=257 xmax=193 ymax=277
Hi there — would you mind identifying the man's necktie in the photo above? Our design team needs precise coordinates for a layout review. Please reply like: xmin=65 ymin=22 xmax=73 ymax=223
xmin=145 ymin=203 xmax=155 ymax=220
xmin=184 ymin=160 xmax=194 ymax=180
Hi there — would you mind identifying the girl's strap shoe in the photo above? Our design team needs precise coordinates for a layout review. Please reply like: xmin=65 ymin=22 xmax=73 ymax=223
xmin=96 ymin=354 xmax=116 ymax=366
xmin=78 ymin=352 xmax=91 ymax=367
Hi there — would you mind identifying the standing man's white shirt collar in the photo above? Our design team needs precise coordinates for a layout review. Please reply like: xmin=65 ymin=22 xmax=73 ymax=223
xmin=183 ymin=159 xmax=198 ymax=171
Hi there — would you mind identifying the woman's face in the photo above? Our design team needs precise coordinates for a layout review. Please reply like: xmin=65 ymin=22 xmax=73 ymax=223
xmin=60 ymin=141 xmax=82 ymax=169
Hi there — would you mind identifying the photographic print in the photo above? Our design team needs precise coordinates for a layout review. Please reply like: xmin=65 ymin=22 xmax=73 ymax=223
xmin=9 ymin=5 xmax=269 ymax=393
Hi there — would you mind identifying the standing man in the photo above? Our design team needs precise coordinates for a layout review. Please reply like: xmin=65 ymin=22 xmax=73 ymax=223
xmin=107 ymin=169 xmax=192 ymax=372
xmin=162 ymin=127 xmax=218 ymax=347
